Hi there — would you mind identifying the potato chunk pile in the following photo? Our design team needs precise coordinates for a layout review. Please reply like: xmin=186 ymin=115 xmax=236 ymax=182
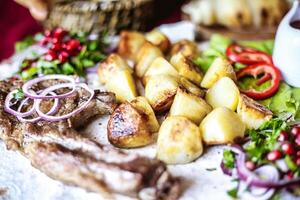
xmin=98 ymin=30 xmax=273 ymax=165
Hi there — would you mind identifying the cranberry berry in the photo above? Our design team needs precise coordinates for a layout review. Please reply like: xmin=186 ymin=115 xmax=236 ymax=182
xmin=281 ymin=142 xmax=294 ymax=155
xmin=278 ymin=131 xmax=289 ymax=142
xmin=291 ymin=126 xmax=300 ymax=136
xmin=267 ymin=150 xmax=282 ymax=161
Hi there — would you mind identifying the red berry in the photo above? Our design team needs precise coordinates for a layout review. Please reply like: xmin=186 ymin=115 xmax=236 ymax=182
xmin=51 ymin=43 xmax=62 ymax=51
xmin=66 ymin=39 xmax=80 ymax=52
xmin=297 ymin=151 xmax=300 ymax=157
xmin=53 ymin=28 xmax=66 ymax=39
xmin=295 ymin=158 xmax=300 ymax=166
xmin=39 ymin=37 xmax=49 ymax=46
xmin=52 ymin=37 xmax=61 ymax=44
xmin=291 ymin=126 xmax=300 ymax=136
xmin=58 ymin=51 xmax=69 ymax=63
xmin=44 ymin=50 xmax=57 ymax=61
xmin=278 ymin=131 xmax=289 ymax=142
xmin=281 ymin=142 xmax=294 ymax=155
xmin=267 ymin=150 xmax=282 ymax=161
xmin=245 ymin=161 xmax=255 ymax=170
xmin=295 ymin=135 xmax=300 ymax=146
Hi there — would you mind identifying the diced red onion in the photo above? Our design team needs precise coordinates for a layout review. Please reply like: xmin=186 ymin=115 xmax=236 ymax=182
xmin=22 ymin=75 xmax=77 ymax=99
xmin=4 ymin=90 xmax=36 ymax=117
xmin=34 ymin=83 xmax=94 ymax=122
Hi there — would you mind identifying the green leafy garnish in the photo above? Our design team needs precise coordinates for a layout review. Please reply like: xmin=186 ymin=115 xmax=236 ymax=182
xmin=285 ymin=155 xmax=298 ymax=172
xmin=245 ymin=118 xmax=286 ymax=163
xmin=227 ymin=187 xmax=238 ymax=198
xmin=13 ymin=89 xmax=24 ymax=100
xmin=15 ymin=36 xmax=34 ymax=53
xmin=223 ymin=150 xmax=235 ymax=169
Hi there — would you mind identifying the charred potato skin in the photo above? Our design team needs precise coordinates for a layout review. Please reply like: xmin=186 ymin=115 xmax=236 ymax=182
xmin=145 ymin=29 xmax=171 ymax=54
xmin=117 ymin=31 xmax=146 ymax=61
xmin=237 ymin=94 xmax=273 ymax=130
xmin=130 ymin=96 xmax=160 ymax=133
xmin=107 ymin=102 xmax=155 ymax=148
xmin=170 ymin=39 xmax=199 ymax=59
xmin=135 ymin=42 xmax=163 ymax=78
xmin=179 ymin=77 xmax=205 ymax=98
xmin=170 ymin=53 xmax=203 ymax=85
xmin=144 ymin=75 xmax=179 ymax=112
xmin=157 ymin=116 xmax=203 ymax=164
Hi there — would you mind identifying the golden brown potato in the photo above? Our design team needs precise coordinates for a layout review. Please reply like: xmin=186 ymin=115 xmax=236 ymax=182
xmin=117 ymin=31 xmax=146 ymax=61
xmin=170 ymin=53 xmax=203 ymax=85
xmin=237 ymin=94 xmax=273 ymax=130
xmin=130 ymin=96 xmax=160 ymax=133
xmin=97 ymin=53 xmax=133 ymax=84
xmin=98 ymin=54 xmax=137 ymax=102
xmin=145 ymin=75 xmax=179 ymax=112
xmin=205 ymin=77 xmax=240 ymax=111
xmin=178 ymin=77 xmax=205 ymax=98
xmin=201 ymin=57 xmax=237 ymax=89
xmin=107 ymin=102 xmax=156 ymax=148
xmin=135 ymin=42 xmax=163 ymax=78
xmin=200 ymin=107 xmax=246 ymax=145
xmin=157 ymin=116 xmax=203 ymax=164
xmin=169 ymin=39 xmax=199 ymax=59
xmin=143 ymin=57 xmax=179 ymax=85
xmin=170 ymin=88 xmax=212 ymax=125
xmin=145 ymin=29 xmax=171 ymax=54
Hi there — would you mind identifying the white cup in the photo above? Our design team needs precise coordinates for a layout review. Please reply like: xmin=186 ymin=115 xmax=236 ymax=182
xmin=273 ymin=1 xmax=300 ymax=87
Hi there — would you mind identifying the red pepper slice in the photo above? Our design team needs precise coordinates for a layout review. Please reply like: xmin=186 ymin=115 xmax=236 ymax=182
xmin=226 ymin=44 xmax=273 ymax=65
xmin=236 ymin=64 xmax=281 ymax=100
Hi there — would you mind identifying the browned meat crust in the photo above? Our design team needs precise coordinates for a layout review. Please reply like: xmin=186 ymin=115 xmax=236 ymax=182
xmin=0 ymin=79 xmax=181 ymax=199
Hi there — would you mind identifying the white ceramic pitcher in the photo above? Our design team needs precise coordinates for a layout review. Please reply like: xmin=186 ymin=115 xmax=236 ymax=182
xmin=273 ymin=0 xmax=300 ymax=87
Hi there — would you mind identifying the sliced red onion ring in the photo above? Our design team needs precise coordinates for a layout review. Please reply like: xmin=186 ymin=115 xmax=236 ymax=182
xmin=4 ymin=90 xmax=36 ymax=117
xmin=22 ymin=75 xmax=77 ymax=99
xmin=34 ymin=83 xmax=94 ymax=122
xmin=17 ymin=92 xmax=60 ymax=123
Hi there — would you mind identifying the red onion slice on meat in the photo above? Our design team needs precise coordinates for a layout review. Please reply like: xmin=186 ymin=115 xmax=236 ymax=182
xmin=34 ymin=83 xmax=94 ymax=122
xmin=17 ymin=92 xmax=60 ymax=123
xmin=22 ymin=75 xmax=77 ymax=99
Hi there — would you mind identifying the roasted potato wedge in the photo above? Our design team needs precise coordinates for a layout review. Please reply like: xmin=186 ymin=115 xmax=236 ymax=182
xmin=117 ymin=31 xmax=146 ymax=61
xmin=145 ymin=75 xmax=179 ymax=112
xmin=201 ymin=57 xmax=237 ymax=89
xmin=200 ymin=107 xmax=246 ymax=145
xmin=237 ymin=94 xmax=273 ymax=130
xmin=145 ymin=29 xmax=171 ymax=54
xmin=143 ymin=57 xmax=179 ymax=85
xmin=170 ymin=53 xmax=203 ymax=85
xmin=135 ymin=42 xmax=163 ymax=78
xmin=97 ymin=53 xmax=133 ymax=84
xmin=130 ymin=96 xmax=160 ymax=133
xmin=170 ymin=39 xmax=199 ymax=58
xmin=178 ymin=77 xmax=205 ymax=98
xmin=108 ymin=102 xmax=156 ymax=148
xmin=170 ymin=88 xmax=212 ymax=125
xmin=157 ymin=116 xmax=203 ymax=164
xmin=98 ymin=54 xmax=137 ymax=102
xmin=206 ymin=77 xmax=240 ymax=111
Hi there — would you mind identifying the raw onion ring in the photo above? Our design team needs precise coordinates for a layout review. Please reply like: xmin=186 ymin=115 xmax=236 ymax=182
xmin=22 ymin=75 xmax=77 ymax=99
xmin=34 ymin=83 xmax=94 ymax=122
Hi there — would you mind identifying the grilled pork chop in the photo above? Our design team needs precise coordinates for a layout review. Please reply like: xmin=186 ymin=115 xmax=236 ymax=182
xmin=0 ymin=79 xmax=180 ymax=199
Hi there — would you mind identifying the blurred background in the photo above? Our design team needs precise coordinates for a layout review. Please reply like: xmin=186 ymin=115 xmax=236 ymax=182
xmin=1 ymin=0 xmax=292 ymax=61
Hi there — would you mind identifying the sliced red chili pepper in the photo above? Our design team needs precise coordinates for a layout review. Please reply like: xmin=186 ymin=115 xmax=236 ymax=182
xmin=226 ymin=44 xmax=273 ymax=65
xmin=236 ymin=64 xmax=281 ymax=100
